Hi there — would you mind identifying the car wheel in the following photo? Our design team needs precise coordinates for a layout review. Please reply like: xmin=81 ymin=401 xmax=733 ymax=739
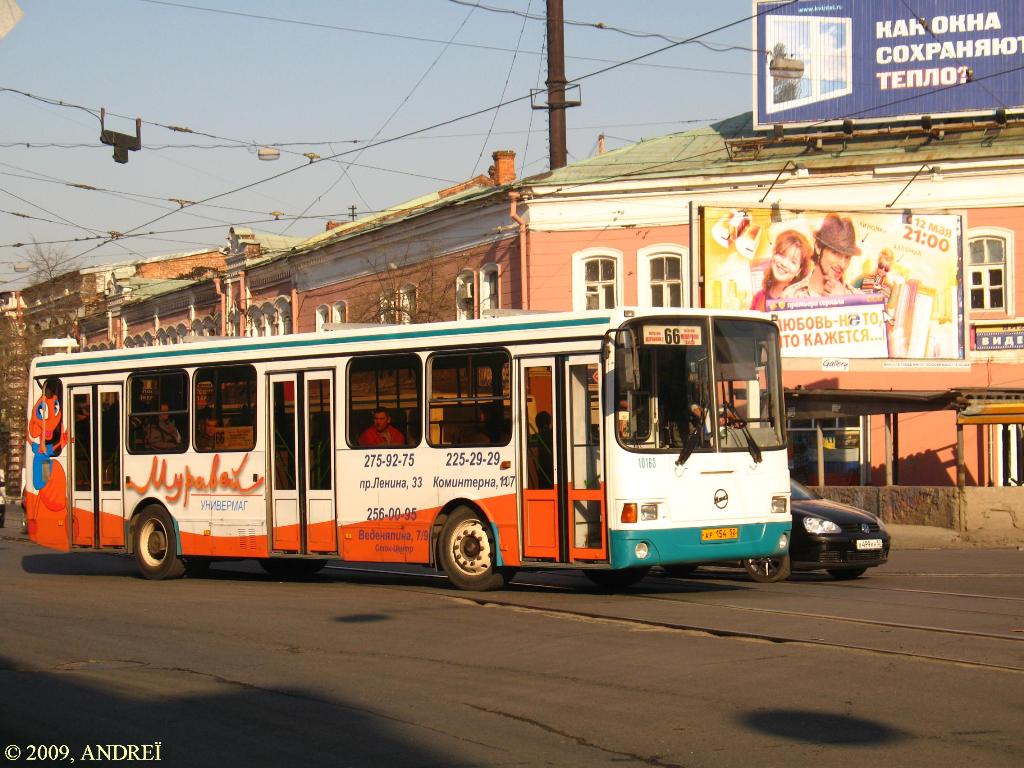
xmin=827 ymin=567 xmax=868 ymax=580
xmin=662 ymin=564 xmax=700 ymax=578
xmin=582 ymin=567 xmax=650 ymax=590
xmin=742 ymin=553 xmax=791 ymax=583
xmin=439 ymin=507 xmax=507 ymax=591
xmin=259 ymin=559 xmax=328 ymax=578
xmin=133 ymin=506 xmax=186 ymax=580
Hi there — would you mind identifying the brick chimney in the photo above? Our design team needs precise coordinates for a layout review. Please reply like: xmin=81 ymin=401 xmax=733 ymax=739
xmin=326 ymin=220 xmax=344 ymax=231
xmin=488 ymin=150 xmax=516 ymax=185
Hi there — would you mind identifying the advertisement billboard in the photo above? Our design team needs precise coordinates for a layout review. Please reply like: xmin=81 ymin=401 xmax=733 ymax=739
xmin=754 ymin=0 xmax=1024 ymax=127
xmin=701 ymin=206 xmax=964 ymax=359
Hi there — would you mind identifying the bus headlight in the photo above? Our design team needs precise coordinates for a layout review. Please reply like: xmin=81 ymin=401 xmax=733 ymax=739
xmin=640 ymin=503 xmax=659 ymax=521
xmin=771 ymin=495 xmax=789 ymax=515
xmin=635 ymin=542 xmax=650 ymax=559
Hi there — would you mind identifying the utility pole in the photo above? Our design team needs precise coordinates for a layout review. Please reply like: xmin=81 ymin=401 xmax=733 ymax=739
xmin=546 ymin=0 xmax=568 ymax=170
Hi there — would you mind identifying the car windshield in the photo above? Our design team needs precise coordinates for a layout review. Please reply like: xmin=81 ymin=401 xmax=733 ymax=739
xmin=790 ymin=479 xmax=818 ymax=500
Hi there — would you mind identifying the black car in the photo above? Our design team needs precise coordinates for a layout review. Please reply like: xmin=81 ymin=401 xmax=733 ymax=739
xmin=665 ymin=480 xmax=890 ymax=583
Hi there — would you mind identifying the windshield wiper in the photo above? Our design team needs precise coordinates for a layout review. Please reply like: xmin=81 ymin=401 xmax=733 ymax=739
xmin=676 ymin=403 xmax=708 ymax=466
xmin=720 ymin=401 xmax=762 ymax=464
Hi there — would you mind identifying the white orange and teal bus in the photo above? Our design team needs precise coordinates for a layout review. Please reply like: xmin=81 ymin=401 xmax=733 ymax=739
xmin=23 ymin=308 xmax=791 ymax=590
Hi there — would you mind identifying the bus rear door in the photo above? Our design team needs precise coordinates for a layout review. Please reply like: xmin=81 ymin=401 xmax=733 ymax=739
xmin=68 ymin=384 xmax=124 ymax=548
xmin=268 ymin=371 xmax=337 ymax=555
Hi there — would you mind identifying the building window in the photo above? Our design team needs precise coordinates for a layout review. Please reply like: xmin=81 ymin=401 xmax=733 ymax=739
xmin=315 ymin=305 xmax=329 ymax=331
xmin=399 ymin=284 xmax=416 ymax=324
xmin=379 ymin=291 xmax=399 ymax=324
xmin=456 ymin=270 xmax=475 ymax=321
xmin=584 ymin=258 xmax=616 ymax=309
xmin=332 ymin=301 xmax=347 ymax=324
xmin=968 ymin=235 xmax=1008 ymax=311
xmin=480 ymin=264 xmax=499 ymax=313
xmin=649 ymin=255 xmax=682 ymax=307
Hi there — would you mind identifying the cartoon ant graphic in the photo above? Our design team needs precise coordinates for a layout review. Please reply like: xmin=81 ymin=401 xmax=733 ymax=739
xmin=27 ymin=380 xmax=68 ymax=513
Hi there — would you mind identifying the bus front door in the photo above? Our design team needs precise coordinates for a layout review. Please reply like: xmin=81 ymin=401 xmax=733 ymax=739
xmin=69 ymin=384 xmax=124 ymax=548
xmin=269 ymin=371 xmax=337 ymax=555
xmin=519 ymin=356 xmax=607 ymax=563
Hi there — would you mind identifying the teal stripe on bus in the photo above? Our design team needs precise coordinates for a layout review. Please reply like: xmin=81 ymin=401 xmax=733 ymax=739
xmin=38 ymin=315 xmax=612 ymax=369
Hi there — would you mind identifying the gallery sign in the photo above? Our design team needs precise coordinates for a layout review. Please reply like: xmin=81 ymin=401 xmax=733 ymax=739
xmin=754 ymin=0 xmax=1024 ymax=127
xmin=701 ymin=206 xmax=964 ymax=359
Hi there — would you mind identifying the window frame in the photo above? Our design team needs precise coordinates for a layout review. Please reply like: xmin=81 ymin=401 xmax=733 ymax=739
xmin=637 ymin=245 xmax=689 ymax=308
xmin=426 ymin=349 xmax=512 ymax=447
xmin=572 ymin=248 xmax=623 ymax=311
xmin=127 ymin=369 xmax=189 ymax=455
xmin=967 ymin=227 xmax=1014 ymax=317
xmin=346 ymin=353 xmax=422 ymax=449
xmin=192 ymin=364 xmax=257 ymax=453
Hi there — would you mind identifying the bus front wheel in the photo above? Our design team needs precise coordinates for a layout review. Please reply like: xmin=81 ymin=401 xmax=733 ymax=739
xmin=439 ymin=508 xmax=507 ymax=592
xmin=133 ymin=506 xmax=186 ymax=580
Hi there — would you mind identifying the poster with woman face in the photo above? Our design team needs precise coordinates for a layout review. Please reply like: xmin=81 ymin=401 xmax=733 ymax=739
xmin=701 ymin=207 xmax=964 ymax=359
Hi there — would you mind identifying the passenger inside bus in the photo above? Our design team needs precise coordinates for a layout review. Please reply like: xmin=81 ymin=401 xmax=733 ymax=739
xmin=527 ymin=410 xmax=554 ymax=488
xmin=144 ymin=404 xmax=183 ymax=451
xmin=358 ymin=408 xmax=405 ymax=446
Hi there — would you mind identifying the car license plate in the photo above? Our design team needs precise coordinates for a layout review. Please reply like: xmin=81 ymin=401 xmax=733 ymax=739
xmin=856 ymin=538 xmax=883 ymax=550
xmin=701 ymin=527 xmax=738 ymax=542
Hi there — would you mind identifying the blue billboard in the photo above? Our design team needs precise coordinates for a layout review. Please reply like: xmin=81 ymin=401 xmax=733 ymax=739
xmin=754 ymin=0 xmax=1024 ymax=127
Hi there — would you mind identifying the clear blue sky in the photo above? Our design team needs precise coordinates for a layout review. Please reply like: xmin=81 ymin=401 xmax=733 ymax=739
xmin=0 ymin=0 xmax=760 ymax=285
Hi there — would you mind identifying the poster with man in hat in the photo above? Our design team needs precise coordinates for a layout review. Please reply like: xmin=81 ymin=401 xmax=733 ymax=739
xmin=701 ymin=207 xmax=964 ymax=359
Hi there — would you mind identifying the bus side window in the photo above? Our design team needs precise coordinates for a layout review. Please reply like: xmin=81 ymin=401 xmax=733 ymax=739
xmin=193 ymin=365 xmax=257 ymax=452
xmin=427 ymin=351 xmax=511 ymax=448
xmin=347 ymin=354 xmax=422 ymax=448
xmin=127 ymin=371 xmax=188 ymax=455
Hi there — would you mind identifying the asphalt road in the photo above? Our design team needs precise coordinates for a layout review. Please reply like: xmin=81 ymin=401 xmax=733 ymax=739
xmin=0 ymin=538 xmax=1021 ymax=768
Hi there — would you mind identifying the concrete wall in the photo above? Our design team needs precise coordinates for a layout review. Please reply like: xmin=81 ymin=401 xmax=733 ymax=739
xmin=816 ymin=485 xmax=1024 ymax=538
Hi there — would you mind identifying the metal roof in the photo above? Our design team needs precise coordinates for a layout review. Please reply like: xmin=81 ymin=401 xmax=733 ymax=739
xmin=525 ymin=112 xmax=1024 ymax=188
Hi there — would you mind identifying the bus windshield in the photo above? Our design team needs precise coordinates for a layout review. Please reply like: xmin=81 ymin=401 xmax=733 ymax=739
xmin=614 ymin=318 xmax=785 ymax=454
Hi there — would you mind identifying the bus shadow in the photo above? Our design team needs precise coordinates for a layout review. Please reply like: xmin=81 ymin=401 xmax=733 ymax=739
xmin=0 ymin=654 xmax=466 ymax=767
xmin=21 ymin=552 xmax=137 ymax=577
xmin=739 ymin=708 xmax=909 ymax=745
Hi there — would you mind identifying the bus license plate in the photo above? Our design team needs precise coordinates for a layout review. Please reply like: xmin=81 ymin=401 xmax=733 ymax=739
xmin=701 ymin=527 xmax=738 ymax=542
xmin=856 ymin=539 xmax=883 ymax=550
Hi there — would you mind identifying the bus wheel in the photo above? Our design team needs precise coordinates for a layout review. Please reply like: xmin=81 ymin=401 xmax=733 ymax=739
xmin=440 ymin=508 xmax=507 ymax=591
xmin=133 ymin=506 xmax=186 ymax=580
xmin=582 ymin=567 xmax=650 ymax=590
xmin=742 ymin=554 xmax=791 ymax=583
xmin=259 ymin=559 xmax=328 ymax=578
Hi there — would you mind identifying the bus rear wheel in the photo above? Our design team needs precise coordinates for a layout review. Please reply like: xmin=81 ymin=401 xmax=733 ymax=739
xmin=133 ymin=506 xmax=186 ymax=580
xmin=439 ymin=508 xmax=507 ymax=591
xmin=259 ymin=559 xmax=328 ymax=578
xmin=582 ymin=567 xmax=650 ymax=590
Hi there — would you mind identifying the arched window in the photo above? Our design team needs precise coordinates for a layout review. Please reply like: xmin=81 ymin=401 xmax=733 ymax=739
xmin=479 ymin=264 xmax=499 ymax=314
xmin=176 ymin=323 xmax=188 ymax=341
xmin=456 ymin=270 xmax=475 ymax=320
xmin=399 ymin=284 xmax=417 ymax=324
xmin=157 ymin=329 xmax=168 ymax=346
xmin=572 ymin=249 xmax=623 ymax=310
xmin=637 ymin=246 xmax=688 ymax=308
xmin=315 ymin=304 xmax=329 ymax=331
xmin=274 ymin=298 xmax=292 ymax=335
xmin=332 ymin=301 xmax=347 ymax=324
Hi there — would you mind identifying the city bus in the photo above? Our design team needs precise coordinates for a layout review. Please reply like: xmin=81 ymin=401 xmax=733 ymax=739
xmin=23 ymin=308 xmax=791 ymax=591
